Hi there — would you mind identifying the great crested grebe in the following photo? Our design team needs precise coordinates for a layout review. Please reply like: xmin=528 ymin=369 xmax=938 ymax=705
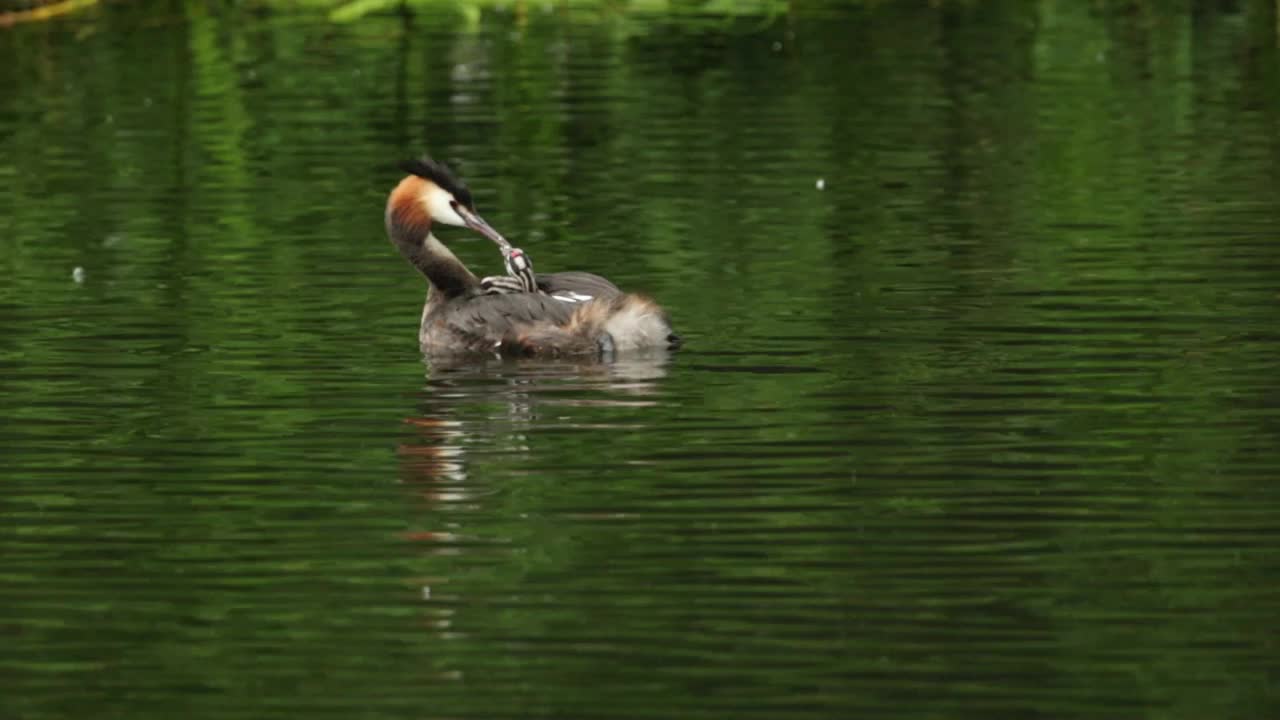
xmin=385 ymin=158 xmax=680 ymax=357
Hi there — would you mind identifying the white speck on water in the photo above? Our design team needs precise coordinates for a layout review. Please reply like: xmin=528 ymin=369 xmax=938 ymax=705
xmin=421 ymin=585 xmax=431 ymax=600
xmin=772 ymin=41 xmax=782 ymax=52
xmin=815 ymin=178 xmax=826 ymax=190
xmin=143 ymin=97 xmax=153 ymax=108
xmin=72 ymin=267 xmax=86 ymax=284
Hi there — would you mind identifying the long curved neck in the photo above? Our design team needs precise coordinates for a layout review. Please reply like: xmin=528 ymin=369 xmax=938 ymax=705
xmin=386 ymin=201 xmax=479 ymax=300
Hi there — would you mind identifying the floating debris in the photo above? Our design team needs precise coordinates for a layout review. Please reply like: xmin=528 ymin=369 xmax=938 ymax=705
xmin=815 ymin=178 xmax=826 ymax=190
xmin=72 ymin=266 xmax=86 ymax=284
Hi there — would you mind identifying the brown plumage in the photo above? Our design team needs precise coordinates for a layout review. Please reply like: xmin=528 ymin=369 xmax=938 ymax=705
xmin=388 ymin=176 xmax=432 ymax=238
xmin=384 ymin=159 xmax=679 ymax=358
xmin=500 ymin=294 xmax=671 ymax=357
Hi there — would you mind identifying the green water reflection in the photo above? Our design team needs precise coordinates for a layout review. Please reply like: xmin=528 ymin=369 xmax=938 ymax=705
xmin=2 ymin=2 xmax=1279 ymax=718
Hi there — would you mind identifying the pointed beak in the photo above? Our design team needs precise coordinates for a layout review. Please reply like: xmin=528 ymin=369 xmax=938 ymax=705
xmin=456 ymin=206 xmax=511 ymax=252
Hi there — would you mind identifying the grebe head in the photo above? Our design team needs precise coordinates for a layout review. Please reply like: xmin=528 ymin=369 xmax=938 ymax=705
xmin=391 ymin=157 xmax=509 ymax=249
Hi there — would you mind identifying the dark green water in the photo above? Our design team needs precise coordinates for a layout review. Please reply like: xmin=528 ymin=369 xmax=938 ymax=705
xmin=3 ymin=2 xmax=1280 ymax=718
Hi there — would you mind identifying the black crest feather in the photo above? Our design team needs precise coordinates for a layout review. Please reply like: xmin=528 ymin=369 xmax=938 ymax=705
xmin=399 ymin=157 xmax=475 ymax=210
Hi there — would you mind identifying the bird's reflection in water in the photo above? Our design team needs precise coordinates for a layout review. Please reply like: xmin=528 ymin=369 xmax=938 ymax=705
xmin=397 ymin=351 xmax=673 ymax=514
xmin=398 ymin=352 xmax=673 ymax=619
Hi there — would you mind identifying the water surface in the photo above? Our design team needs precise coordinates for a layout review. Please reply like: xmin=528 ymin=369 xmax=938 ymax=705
xmin=3 ymin=2 xmax=1280 ymax=718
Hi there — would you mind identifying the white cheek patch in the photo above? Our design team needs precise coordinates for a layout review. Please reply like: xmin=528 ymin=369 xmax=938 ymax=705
xmin=424 ymin=185 xmax=466 ymax=227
